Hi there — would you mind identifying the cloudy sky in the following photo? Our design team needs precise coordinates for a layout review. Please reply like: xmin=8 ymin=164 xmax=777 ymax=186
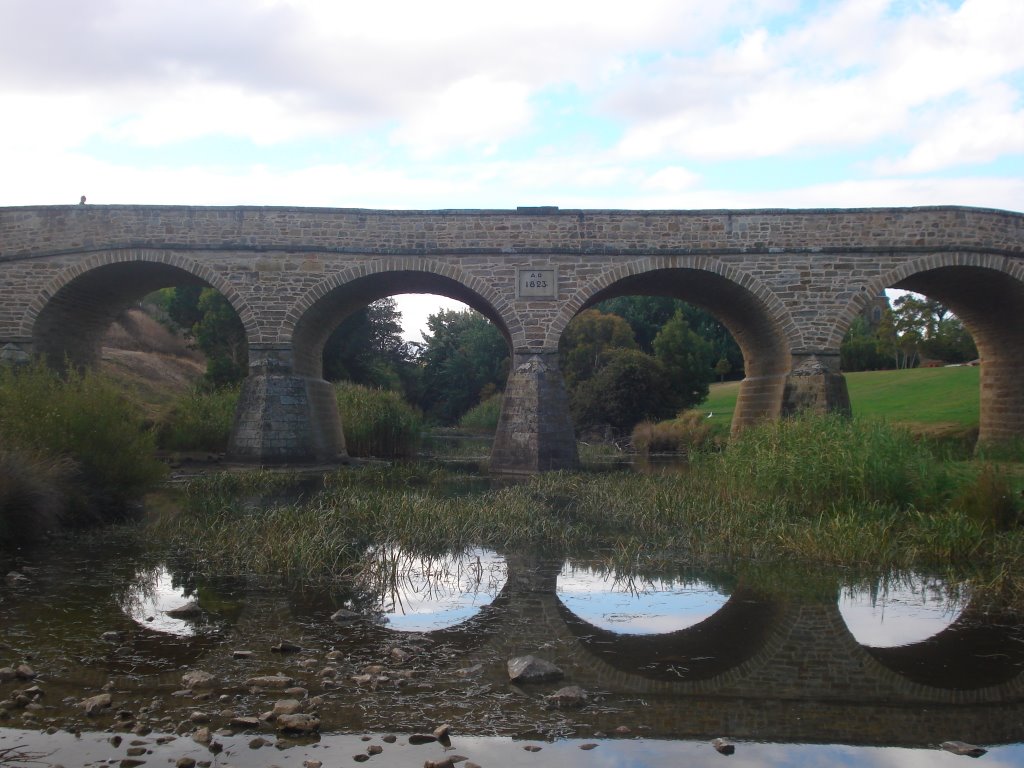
xmin=3 ymin=0 xmax=1022 ymax=335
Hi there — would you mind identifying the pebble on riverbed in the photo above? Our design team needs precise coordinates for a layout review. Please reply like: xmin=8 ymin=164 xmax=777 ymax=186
xmin=507 ymin=655 xmax=564 ymax=683
xmin=244 ymin=674 xmax=295 ymax=689
xmin=165 ymin=600 xmax=203 ymax=618
xmin=80 ymin=693 xmax=112 ymax=716
xmin=276 ymin=713 xmax=320 ymax=733
xmin=547 ymin=686 xmax=588 ymax=709
xmin=941 ymin=741 xmax=987 ymax=758
xmin=181 ymin=670 xmax=217 ymax=690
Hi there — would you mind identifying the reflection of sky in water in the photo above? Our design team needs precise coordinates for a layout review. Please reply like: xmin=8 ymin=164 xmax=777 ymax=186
xmin=839 ymin=575 xmax=965 ymax=648
xmin=452 ymin=738 xmax=1024 ymax=768
xmin=371 ymin=548 xmax=507 ymax=632
xmin=121 ymin=565 xmax=197 ymax=636
xmin=556 ymin=564 xmax=729 ymax=635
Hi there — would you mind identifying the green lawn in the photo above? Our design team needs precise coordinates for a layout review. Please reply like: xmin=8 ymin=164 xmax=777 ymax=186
xmin=704 ymin=366 xmax=980 ymax=432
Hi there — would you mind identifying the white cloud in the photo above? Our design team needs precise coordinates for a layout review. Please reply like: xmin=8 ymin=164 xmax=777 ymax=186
xmin=611 ymin=0 xmax=1024 ymax=165
xmin=874 ymin=84 xmax=1024 ymax=174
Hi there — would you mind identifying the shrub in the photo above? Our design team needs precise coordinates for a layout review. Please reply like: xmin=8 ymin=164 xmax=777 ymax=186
xmin=335 ymin=382 xmax=423 ymax=458
xmin=0 ymin=450 xmax=74 ymax=544
xmin=701 ymin=413 xmax=953 ymax=515
xmin=0 ymin=361 xmax=166 ymax=525
xmin=157 ymin=386 xmax=239 ymax=452
xmin=570 ymin=349 xmax=676 ymax=434
xmin=458 ymin=392 xmax=503 ymax=433
xmin=632 ymin=410 xmax=716 ymax=454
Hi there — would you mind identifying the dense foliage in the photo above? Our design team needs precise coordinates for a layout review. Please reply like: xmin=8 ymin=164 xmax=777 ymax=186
xmin=335 ymin=382 xmax=424 ymax=458
xmin=417 ymin=309 xmax=508 ymax=424
xmin=150 ymin=415 xmax=1023 ymax=591
xmin=0 ymin=362 xmax=166 ymax=540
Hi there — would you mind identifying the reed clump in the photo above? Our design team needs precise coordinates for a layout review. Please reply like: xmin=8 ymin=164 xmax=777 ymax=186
xmin=335 ymin=383 xmax=424 ymax=459
xmin=0 ymin=361 xmax=166 ymax=536
xmin=458 ymin=393 xmax=503 ymax=433
xmin=632 ymin=410 xmax=717 ymax=454
xmin=148 ymin=414 xmax=1023 ymax=583
xmin=157 ymin=386 xmax=239 ymax=452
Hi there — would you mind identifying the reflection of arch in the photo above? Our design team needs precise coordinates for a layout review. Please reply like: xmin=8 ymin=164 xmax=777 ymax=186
xmin=862 ymin=604 xmax=1024 ymax=691
xmin=556 ymin=258 xmax=796 ymax=430
xmin=832 ymin=255 xmax=1024 ymax=446
xmin=558 ymin=586 xmax=784 ymax=682
xmin=289 ymin=261 xmax=522 ymax=377
xmin=24 ymin=250 xmax=257 ymax=370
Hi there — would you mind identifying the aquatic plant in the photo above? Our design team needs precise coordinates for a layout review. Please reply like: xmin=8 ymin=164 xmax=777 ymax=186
xmin=156 ymin=386 xmax=239 ymax=452
xmin=335 ymin=382 xmax=423 ymax=459
xmin=631 ymin=409 xmax=717 ymax=454
xmin=458 ymin=392 xmax=503 ymax=433
xmin=147 ymin=414 xmax=1023 ymax=586
xmin=0 ymin=361 xmax=166 ymax=529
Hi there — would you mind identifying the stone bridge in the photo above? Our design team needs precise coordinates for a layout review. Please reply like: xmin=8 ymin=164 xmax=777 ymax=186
xmin=2 ymin=204 xmax=1023 ymax=473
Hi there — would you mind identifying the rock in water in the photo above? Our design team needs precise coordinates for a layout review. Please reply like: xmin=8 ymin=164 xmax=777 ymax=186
xmin=80 ymin=693 xmax=112 ymax=716
xmin=181 ymin=670 xmax=217 ymax=689
xmin=330 ymin=608 xmax=363 ymax=623
xmin=165 ymin=600 xmax=202 ymax=618
xmin=712 ymin=737 xmax=736 ymax=755
xmin=507 ymin=655 xmax=564 ymax=683
xmin=941 ymin=741 xmax=987 ymax=758
xmin=244 ymin=674 xmax=295 ymax=688
xmin=547 ymin=686 xmax=588 ymax=708
xmin=276 ymin=713 xmax=320 ymax=733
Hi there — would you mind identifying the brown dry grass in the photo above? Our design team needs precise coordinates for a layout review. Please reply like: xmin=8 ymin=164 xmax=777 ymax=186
xmin=100 ymin=308 xmax=205 ymax=421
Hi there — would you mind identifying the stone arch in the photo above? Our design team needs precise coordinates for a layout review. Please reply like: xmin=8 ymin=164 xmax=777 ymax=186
xmin=558 ymin=587 xmax=786 ymax=686
xmin=831 ymin=595 xmax=1024 ymax=704
xmin=831 ymin=253 xmax=1024 ymax=446
xmin=288 ymin=259 xmax=523 ymax=378
xmin=555 ymin=257 xmax=798 ymax=431
xmin=24 ymin=249 xmax=258 ymax=370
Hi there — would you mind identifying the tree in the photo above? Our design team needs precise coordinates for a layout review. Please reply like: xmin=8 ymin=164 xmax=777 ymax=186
xmin=652 ymin=310 xmax=714 ymax=410
xmin=840 ymin=315 xmax=893 ymax=372
xmin=322 ymin=298 xmax=415 ymax=392
xmin=559 ymin=309 xmax=637 ymax=388
xmin=570 ymin=349 xmax=676 ymax=433
xmin=886 ymin=294 xmax=978 ymax=368
xmin=596 ymin=295 xmax=744 ymax=378
xmin=191 ymin=289 xmax=248 ymax=387
xmin=417 ymin=309 xmax=508 ymax=424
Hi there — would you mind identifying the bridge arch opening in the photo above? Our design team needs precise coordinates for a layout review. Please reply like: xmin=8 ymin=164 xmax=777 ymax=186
xmin=291 ymin=271 xmax=513 ymax=380
xmin=558 ymin=583 xmax=783 ymax=683
xmin=560 ymin=266 xmax=794 ymax=438
xmin=28 ymin=257 xmax=253 ymax=375
xmin=838 ymin=262 xmax=1024 ymax=448
xmin=289 ymin=272 xmax=516 ymax=464
xmin=838 ymin=576 xmax=1024 ymax=690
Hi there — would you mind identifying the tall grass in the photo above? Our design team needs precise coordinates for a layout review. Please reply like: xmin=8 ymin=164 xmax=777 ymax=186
xmin=700 ymin=413 xmax=956 ymax=515
xmin=148 ymin=414 xmax=1023 ymax=585
xmin=335 ymin=382 xmax=424 ymax=458
xmin=0 ymin=361 xmax=166 ymax=532
xmin=458 ymin=393 xmax=503 ymax=433
xmin=632 ymin=410 xmax=718 ymax=454
xmin=0 ymin=450 xmax=73 ymax=543
xmin=157 ymin=386 xmax=239 ymax=452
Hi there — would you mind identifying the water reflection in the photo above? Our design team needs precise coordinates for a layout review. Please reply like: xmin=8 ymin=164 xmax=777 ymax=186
xmin=357 ymin=546 xmax=508 ymax=632
xmin=839 ymin=574 xmax=966 ymax=647
xmin=121 ymin=564 xmax=203 ymax=636
xmin=556 ymin=562 xmax=728 ymax=635
xmin=2 ymin=533 xmax=1023 ymax=751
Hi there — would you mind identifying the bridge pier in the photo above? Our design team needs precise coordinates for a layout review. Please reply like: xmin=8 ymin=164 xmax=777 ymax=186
xmin=0 ymin=340 xmax=32 ymax=366
xmin=781 ymin=353 xmax=851 ymax=419
xmin=227 ymin=346 xmax=347 ymax=465
xmin=490 ymin=350 xmax=579 ymax=474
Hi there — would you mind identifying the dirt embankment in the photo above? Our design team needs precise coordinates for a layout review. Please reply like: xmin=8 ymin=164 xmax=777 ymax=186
xmin=100 ymin=308 xmax=205 ymax=420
